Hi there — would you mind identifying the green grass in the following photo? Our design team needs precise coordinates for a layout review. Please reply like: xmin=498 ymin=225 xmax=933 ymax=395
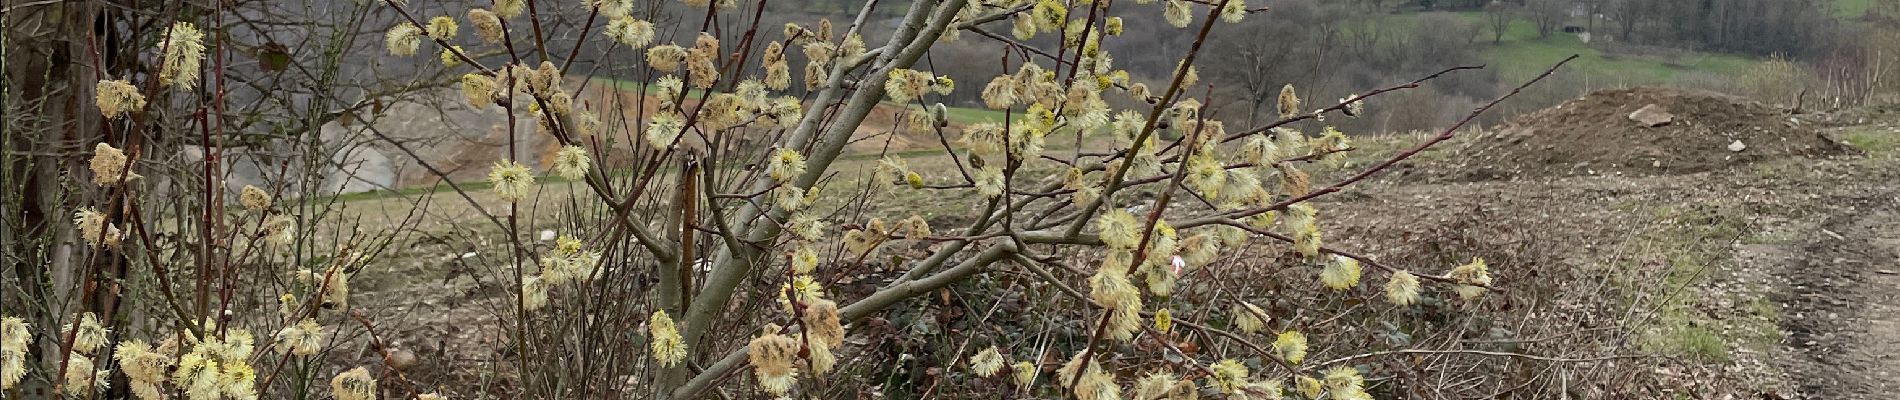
xmin=1617 ymin=203 xmax=1784 ymax=366
xmin=1837 ymin=0 xmax=1874 ymax=18
xmin=1839 ymin=125 xmax=1900 ymax=156
xmin=1448 ymin=12 xmax=1759 ymax=83
xmin=1652 ymin=324 xmax=1731 ymax=363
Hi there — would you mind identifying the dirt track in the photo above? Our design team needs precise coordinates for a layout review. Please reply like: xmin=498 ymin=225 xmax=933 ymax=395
xmin=1772 ymin=198 xmax=1900 ymax=399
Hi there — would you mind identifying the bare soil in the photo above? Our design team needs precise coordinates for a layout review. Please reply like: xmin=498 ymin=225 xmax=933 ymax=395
xmin=1443 ymin=87 xmax=1851 ymax=180
xmin=1759 ymin=194 xmax=1900 ymax=399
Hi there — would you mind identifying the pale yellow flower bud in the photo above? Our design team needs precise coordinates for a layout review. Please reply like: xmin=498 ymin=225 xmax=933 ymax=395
xmin=331 ymin=367 xmax=377 ymax=400
xmin=1273 ymin=330 xmax=1308 ymax=364
xmin=605 ymin=17 xmax=655 ymax=48
xmin=1234 ymin=302 xmax=1268 ymax=334
xmin=385 ymin=24 xmax=423 ymax=56
xmin=647 ymin=44 xmax=687 ymax=71
xmin=468 ymin=9 xmax=504 ymax=43
xmin=649 ymin=310 xmax=688 ymax=367
xmin=493 ymin=0 xmax=525 ymax=18
xmin=970 ymin=346 xmax=1007 ymax=377
xmin=90 ymin=142 xmax=134 ymax=185
xmin=160 ymin=22 xmax=206 ymax=90
xmin=1321 ymin=254 xmax=1362 ymax=290
xmin=1208 ymin=359 xmax=1249 ymax=394
xmin=1386 ymin=270 xmax=1421 ymax=305
xmin=551 ymin=146 xmax=591 ymax=180
xmin=487 ymin=160 xmax=535 ymax=201
xmin=94 ymin=80 xmax=145 ymax=119
xmin=1164 ymin=0 xmax=1192 ymax=28
xmin=747 ymin=324 xmax=800 ymax=395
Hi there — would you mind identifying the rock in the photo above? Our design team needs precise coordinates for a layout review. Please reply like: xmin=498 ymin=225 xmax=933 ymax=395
xmin=385 ymin=348 xmax=419 ymax=371
xmin=1728 ymin=140 xmax=1747 ymax=152
xmin=1628 ymin=104 xmax=1675 ymax=127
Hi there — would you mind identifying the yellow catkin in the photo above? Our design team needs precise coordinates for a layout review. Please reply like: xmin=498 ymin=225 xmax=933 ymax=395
xmin=493 ymin=0 xmax=525 ymax=18
xmin=650 ymin=310 xmax=688 ymax=367
xmin=487 ymin=160 xmax=535 ymax=201
xmin=687 ymin=33 xmax=721 ymax=89
xmin=1096 ymin=209 xmax=1141 ymax=249
xmin=1321 ymin=254 xmax=1363 ymax=290
xmin=94 ymin=80 xmax=145 ymax=119
xmin=425 ymin=16 xmax=458 ymax=40
xmin=647 ymin=45 xmax=687 ymax=72
xmin=331 ymin=367 xmax=377 ymax=400
xmin=1274 ymin=330 xmax=1308 ymax=364
xmin=65 ymin=312 xmax=108 ymax=354
xmin=970 ymin=346 xmax=1007 ymax=377
xmin=73 ymin=207 xmax=122 ymax=248
xmin=747 ymin=324 xmax=800 ymax=395
xmin=1013 ymin=360 xmax=1038 ymax=390
xmin=273 ymin=319 xmax=324 ymax=356
xmin=240 ymin=185 xmax=272 ymax=211
xmin=1164 ymin=0 xmax=1192 ymax=27
xmin=802 ymin=299 xmax=845 ymax=347
xmin=1386 ymin=270 xmax=1421 ymax=305
xmin=1208 ymin=359 xmax=1249 ymax=394
xmin=160 ymin=22 xmax=206 ymax=90
xmin=768 ymin=149 xmax=807 ymax=183
xmin=1234 ymin=302 xmax=1268 ymax=334
xmin=385 ymin=24 xmax=423 ymax=56
xmin=90 ymin=142 xmax=134 ymax=185
xmin=1451 ymin=257 xmax=1493 ymax=300
xmin=553 ymin=146 xmax=591 ymax=180
xmin=468 ymin=9 xmax=504 ymax=43
xmin=605 ymin=17 xmax=654 ymax=48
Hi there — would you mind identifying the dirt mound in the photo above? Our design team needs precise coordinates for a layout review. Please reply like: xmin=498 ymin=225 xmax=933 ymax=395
xmin=1450 ymin=87 xmax=1850 ymax=180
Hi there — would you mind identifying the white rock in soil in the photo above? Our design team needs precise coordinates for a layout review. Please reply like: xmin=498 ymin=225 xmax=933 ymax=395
xmin=1728 ymin=140 xmax=1747 ymax=152
xmin=1629 ymin=104 xmax=1675 ymax=127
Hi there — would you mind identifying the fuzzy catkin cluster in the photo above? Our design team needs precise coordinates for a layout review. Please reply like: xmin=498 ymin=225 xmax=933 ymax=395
xmin=1274 ymin=330 xmax=1309 ymax=364
xmin=239 ymin=185 xmax=272 ymax=211
xmin=95 ymin=80 xmax=146 ymax=119
xmin=90 ymin=142 xmax=136 ymax=186
xmin=486 ymin=160 xmax=535 ymax=202
xmin=385 ymin=24 xmax=423 ymax=56
xmin=1451 ymin=257 xmax=1494 ymax=300
xmin=1386 ymin=270 xmax=1422 ymax=305
xmin=649 ymin=310 xmax=688 ymax=367
xmin=552 ymin=146 xmax=592 ymax=181
xmin=605 ymin=17 xmax=656 ymax=47
xmin=1133 ymin=371 xmax=1193 ymax=400
xmin=969 ymin=346 xmax=1007 ymax=378
xmin=73 ymin=207 xmax=121 ymax=248
xmin=273 ymin=319 xmax=325 ymax=356
xmin=746 ymin=324 xmax=800 ymax=395
xmin=114 ymin=340 xmax=172 ymax=399
xmin=686 ymin=33 xmax=721 ymax=89
xmin=1233 ymin=302 xmax=1269 ymax=334
xmin=331 ymin=367 xmax=377 ymax=400
xmin=160 ymin=22 xmax=206 ymax=90
xmin=161 ymin=323 xmax=263 ymax=400
xmin=1058 ymin=352 xmax=1120 ymax=400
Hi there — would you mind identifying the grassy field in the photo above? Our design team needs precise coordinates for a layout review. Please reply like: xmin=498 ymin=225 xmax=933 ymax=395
xmin=1838 ymin=0 xmax=1875 ymax=18
xmin=1449 ymin=12 xmax=1760 ymax=83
